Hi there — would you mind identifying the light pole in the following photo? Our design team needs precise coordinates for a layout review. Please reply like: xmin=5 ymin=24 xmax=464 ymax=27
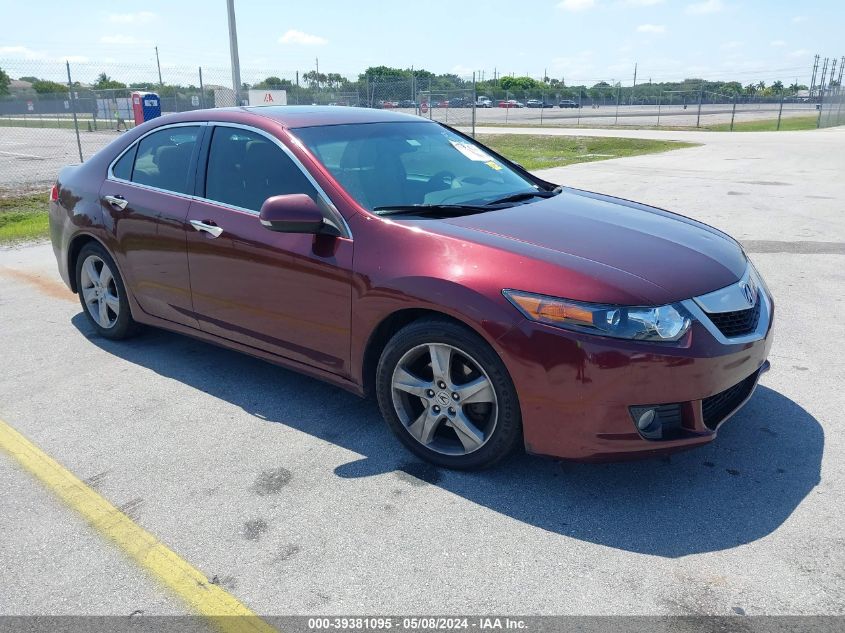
xmin=227 ymin=0 xmax=243 ymax=106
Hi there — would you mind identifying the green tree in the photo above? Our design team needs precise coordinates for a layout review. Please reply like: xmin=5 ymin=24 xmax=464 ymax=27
xmin=499 ymin=76 xmax=541 ymax=91
xmin=772 ymin=80 xmax=784 ymax=93
xmin=0 ymin=67 xmax=10 ymax=95
xmin=17 ymin=75 xmax=39 ymax=84
xmin=32 ymin=79 xmax=67 ymax=94
xmin=93 ymin=72 xmax=127 ymax=90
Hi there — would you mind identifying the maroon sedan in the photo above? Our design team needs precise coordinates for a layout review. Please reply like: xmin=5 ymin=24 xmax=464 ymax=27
xmin=49 ymin=106 xmax=773 ymax=469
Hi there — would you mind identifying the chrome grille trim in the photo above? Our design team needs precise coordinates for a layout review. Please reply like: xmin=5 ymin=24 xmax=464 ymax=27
xmin=681 ymin=264 xmax=772 ymax=345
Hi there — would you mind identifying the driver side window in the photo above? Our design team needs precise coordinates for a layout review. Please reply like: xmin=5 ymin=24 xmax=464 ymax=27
xmin=205 ymin=126 xmax=318 ymax=212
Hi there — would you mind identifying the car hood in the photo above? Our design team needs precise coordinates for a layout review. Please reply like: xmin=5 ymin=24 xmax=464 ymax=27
xmin=429 ymin=188 xmax=748 ymax=305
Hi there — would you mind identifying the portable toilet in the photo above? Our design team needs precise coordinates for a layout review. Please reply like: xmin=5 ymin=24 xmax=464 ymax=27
xmin=131 ymin=91 xmax=161 ymax=125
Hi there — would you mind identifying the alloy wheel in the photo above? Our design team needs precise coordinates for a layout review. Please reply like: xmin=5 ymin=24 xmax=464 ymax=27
xmin=391 ymin=343 xmax=498 ymax=456
xmin=79 ymin=254 xmax=120 ymax=329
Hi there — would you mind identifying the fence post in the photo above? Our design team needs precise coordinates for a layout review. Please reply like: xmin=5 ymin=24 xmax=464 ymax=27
xmin=577 ymin=88 xmax=581 ymax=126
xmin=696 ymin=83 xmax=704 ymax=128
xmin=614 ymin=83 xmax=620 ymax=125
xmin=656 ymin=90 xmax=662 ymax=127
xmin=776 ymin=90 xmax=784 ymax=131
xmin=66 ymin=61 xmax=83 ymax=163
xmin=730 ymin=93 xmax=737 ymax=131
xmin=199 ymin=67 xmax=206 ymax=109
xmin=471 ymin=72 xmax=477 ymax=138
xmin=816 ymin=82 xmax=825 ymax=128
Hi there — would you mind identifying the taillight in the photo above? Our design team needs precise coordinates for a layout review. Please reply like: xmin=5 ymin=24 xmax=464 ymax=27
xmin=50 ymin=184 xmax=59 ymax=202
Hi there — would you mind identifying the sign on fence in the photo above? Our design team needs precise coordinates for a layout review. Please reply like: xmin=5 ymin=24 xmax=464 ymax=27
xmin=248 ymin=90 xmax=288 ymax=106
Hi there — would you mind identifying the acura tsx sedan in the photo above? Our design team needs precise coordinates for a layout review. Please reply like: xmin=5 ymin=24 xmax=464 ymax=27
xmin=49 ymin=106 xmax=773 ymax=469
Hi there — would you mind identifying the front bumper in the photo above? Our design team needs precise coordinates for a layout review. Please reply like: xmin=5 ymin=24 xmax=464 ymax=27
xmin=496 ymin=293 xmax=775 ymax=461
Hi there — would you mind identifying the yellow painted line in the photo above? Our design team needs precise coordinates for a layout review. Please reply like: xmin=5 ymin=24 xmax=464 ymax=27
xmin=0 ymin=418 xmax=278 ymax=633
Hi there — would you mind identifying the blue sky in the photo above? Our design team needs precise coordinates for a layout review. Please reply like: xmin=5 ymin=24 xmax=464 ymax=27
xmin=1 ymin=0 xmax=842 ymax=87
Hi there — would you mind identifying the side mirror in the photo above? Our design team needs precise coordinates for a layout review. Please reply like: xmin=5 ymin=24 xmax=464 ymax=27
xmin=259 ymin=194 xmax=338 ymax=235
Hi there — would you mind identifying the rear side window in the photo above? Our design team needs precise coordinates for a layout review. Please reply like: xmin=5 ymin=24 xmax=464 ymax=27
xmin=205 ymin=126 xmax=317 ymax=212
xmin=112 ymin=145 xmax=136 ymax=180
xmin=130 ymin=126 xmax=200 ymax=195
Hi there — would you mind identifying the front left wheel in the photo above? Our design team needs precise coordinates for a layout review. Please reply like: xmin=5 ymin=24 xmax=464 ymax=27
xmin=376 ymin=318 xmax=522 ymax=470
xmin=75 ymin=242 xmax=136 ymax=340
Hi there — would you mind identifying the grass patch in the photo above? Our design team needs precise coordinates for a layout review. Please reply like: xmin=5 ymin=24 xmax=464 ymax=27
xmin=0 ymin=193 xmax=50 ymax=244
xmin=478 ymin=134 xmax=697 ymax=171
xmin=706 ymin=115 xmax=819 ymax=132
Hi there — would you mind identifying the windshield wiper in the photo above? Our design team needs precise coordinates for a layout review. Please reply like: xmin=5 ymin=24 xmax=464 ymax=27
xmin=373 ymin=204 xmax=491 ymax=217
xmin=483 ymin=189 xmax=561 ymax=206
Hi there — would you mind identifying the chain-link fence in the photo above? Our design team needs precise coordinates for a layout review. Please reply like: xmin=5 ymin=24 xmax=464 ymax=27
xmin=1 ymin=58 xmax=841 ymax=190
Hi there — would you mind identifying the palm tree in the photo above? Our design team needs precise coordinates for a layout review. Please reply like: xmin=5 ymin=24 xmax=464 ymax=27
xmin=745 ymin=83 xmax=757 ymax=95
xmin=772 ymin=80 xmax=784 ymax=93
xmin=756 ymin=80 xmax=766 ymax=91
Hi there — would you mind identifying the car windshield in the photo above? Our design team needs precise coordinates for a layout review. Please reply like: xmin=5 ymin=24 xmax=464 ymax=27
xmin=292 ymin=121 xmax=540 ymax=213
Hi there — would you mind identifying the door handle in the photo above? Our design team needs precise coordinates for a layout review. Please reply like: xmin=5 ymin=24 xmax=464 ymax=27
xmin=104 ymin=194 xmax=128 ymax=210
xmin=190 ymin=219 xmax=223 ymax=238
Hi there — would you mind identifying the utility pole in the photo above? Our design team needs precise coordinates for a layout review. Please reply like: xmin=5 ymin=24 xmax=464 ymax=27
xmin=155 ymin=46 xmax=163 ymax=87
xmin=226 ymin=0 xmax=243 ymax=106
xmin=315 ymin=57 xmax=320 ymax=91
xmin=630 ymin=62 xmax=637 ymax=105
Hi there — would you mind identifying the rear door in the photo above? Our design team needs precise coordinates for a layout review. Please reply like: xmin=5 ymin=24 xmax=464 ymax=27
xmin=185 ymin=124 xmax=353 ymax=376
xmin=101 ymin=123 xmax=204 ymax=327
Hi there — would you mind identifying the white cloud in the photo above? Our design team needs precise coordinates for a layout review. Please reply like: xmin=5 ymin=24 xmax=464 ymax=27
xmin=100 ymin=35 xmax=152 ymax=46
xmin=622 ymin=0 xmax=664 ymax=6
xmin=557 ymin=0 xmax=596 ymax=12
xmin=770 ymin=40 xmax=786 ymax=47
xmin=0 ymin=45 xmax=47 ymax=59
xmin=637 ymin=24 xmax=666 ymax=33
xmin=279 ymin=29 xmax=328 ymax=46
xmin=106 ymin=11 xmax=157 ymax=24
xmin=686 ymin=0 xmax=724 ymax=15
xmin=451 ymin=65 xmax=476 ymax=77
xmin=788 ymin=49 xmax=810 ymax=58
xmin=792 ymin=15 xmax=807 ymax=23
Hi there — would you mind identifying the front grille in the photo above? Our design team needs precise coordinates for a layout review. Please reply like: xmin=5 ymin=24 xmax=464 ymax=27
xmin=702 ymin=372 xmax=758 ymax=430
xmin=707 ymin=300 xmax=761 ymax=338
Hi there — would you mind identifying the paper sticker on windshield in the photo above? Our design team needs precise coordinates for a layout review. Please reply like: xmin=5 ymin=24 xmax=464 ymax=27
xmin=449 ymin=140 xmax=494 ymax=162
xmin=485 ymin=160 xmax=503 ymax=171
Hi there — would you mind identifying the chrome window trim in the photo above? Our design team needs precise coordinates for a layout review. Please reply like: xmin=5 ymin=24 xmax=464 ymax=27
xmin=106 ymin=121 xmax=208 ymax=191
xmin=682 ymin=265 xmax=772 ymax=345
xmin=105 ymin=120 xmax=352 ymax=239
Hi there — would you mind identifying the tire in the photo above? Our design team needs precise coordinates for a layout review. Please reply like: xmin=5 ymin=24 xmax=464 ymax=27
xmin=376 ymin=318 xmax=522 ymax=470
xmin=75 ymin=241 xmax=137 ymax=340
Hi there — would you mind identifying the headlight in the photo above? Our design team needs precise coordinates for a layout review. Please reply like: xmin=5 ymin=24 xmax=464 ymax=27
xmin=503 ymin=289 xmax=691 ymax=342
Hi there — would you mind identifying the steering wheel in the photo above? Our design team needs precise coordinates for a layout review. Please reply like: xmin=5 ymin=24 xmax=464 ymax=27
xmin=428 ymin=170 xmax=456 ymax=188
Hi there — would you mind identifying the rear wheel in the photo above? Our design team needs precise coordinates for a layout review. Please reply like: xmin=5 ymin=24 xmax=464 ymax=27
xmin=376 ymin=318 xmax=522 ymax=470
xmin=75 ymin=242 xmax=136 ymax=340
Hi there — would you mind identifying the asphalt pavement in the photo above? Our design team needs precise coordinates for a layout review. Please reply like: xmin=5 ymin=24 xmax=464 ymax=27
xmin=0 ymin=126 xmax=843 ymax=618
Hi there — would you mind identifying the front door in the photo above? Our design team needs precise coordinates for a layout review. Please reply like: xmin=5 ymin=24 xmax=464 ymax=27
xmin=186 ymin=125 xmax=353 ymax=377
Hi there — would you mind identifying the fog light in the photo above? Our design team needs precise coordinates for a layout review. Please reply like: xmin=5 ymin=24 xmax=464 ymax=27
xmin=636 ymin=409 xmax=656 ymax=431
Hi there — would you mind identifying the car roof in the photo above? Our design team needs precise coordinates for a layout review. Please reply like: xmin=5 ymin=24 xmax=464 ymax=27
xmin=238 ymin=105 xmax=424 ymax=128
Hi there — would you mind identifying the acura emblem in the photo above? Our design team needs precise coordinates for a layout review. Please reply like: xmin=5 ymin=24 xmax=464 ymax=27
xmin=740 ymin=280 xmax=757 ymax=306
